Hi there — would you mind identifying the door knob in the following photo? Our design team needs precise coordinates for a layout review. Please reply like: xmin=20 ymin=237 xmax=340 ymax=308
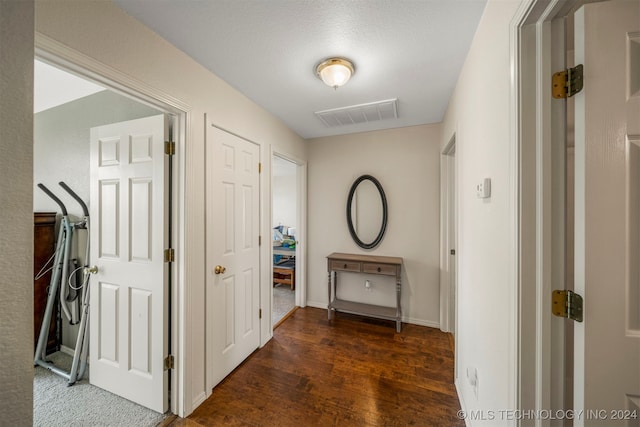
xmin=214 ymin=265 xmax=226 ymax=275
xmin=84 ymin=265 xmax=99 ymax=275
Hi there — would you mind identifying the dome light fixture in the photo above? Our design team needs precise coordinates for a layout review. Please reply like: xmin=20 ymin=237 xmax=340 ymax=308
xmin=316 ymin=57 xmax=355 ymax=89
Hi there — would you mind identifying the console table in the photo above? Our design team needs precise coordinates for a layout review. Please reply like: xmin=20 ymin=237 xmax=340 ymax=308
xmin=327 ymin=252 xmax=403 ymax=332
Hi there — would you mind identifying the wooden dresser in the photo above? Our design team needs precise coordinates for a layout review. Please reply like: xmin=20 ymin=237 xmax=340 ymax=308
xmin=34 ymin=212 xmax=59 ymax=354
xmin=327 ymin=252 xmax=403 ymax=332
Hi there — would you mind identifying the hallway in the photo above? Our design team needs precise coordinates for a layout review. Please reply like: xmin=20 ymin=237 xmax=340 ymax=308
xmin=170 ymin=307 xmax=462 ymax=426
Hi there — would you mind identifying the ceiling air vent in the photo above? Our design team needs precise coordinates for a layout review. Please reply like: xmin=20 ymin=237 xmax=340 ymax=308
xmin=315 ymin=98 xmax=398 ymax=128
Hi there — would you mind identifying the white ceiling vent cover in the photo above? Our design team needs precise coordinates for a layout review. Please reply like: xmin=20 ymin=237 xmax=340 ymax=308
xmin=315 ymin=98 xmax=398 ymax=128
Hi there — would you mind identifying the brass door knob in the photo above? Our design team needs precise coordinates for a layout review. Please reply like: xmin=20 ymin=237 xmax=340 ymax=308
xmin=214 ymin=265 xmax=226 ymax=275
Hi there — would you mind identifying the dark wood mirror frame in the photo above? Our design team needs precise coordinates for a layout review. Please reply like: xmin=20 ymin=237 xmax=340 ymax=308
xmin=346 ymin=174 xmax=388 ymax=249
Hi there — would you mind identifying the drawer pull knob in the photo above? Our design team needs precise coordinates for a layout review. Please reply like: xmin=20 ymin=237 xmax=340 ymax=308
xmin=377 ymin=267 xmax=381 ymax=272
xmin=344 ymin=264 xmax=348 ymax=268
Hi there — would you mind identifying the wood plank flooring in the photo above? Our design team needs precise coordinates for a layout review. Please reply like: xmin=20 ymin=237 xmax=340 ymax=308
xmin=171 ymin=307 xmax=463 ymax=427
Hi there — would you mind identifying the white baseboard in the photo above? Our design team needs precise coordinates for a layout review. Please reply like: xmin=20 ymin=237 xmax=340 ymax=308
xmin=306 ymin=300 xmax=327 ymax=309
xmin=190 ymin=391 xmax=207 ymax=413
xmin=455 ymin=378 xmax=470 ymax=427
xmin=402 ymin=316 xmax=440 ymax=329
xmin=305 ymin=301 xmax=440 ymax=329
xmin=59 ymin=345 xmax=75 ymax=357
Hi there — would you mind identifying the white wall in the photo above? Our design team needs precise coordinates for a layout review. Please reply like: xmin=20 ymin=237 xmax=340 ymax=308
xmin=272 ymin=175 xmax=296 ymax=229
xmin=0 ymin=0 xmax=35 ymax=423
xmin=440 ymin=0 xmax=522 ymax=422
xmin=35 ymin=0 xmax=307 ymax=415
xmin=307 ymin=124 xmax=442 ymax=326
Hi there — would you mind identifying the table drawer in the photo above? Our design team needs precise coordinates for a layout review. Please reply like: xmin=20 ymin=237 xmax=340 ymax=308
xmin=331 ymin=260 xmax=361 ymax=272
xmin=363 ymin=262 xmax=396 ymax=276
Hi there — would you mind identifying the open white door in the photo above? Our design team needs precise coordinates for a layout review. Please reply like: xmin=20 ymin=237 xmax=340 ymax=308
xmin=89 ymin=114 xmax=168 ymax=413
xmin=206 ymin=124 xmax=261 ymax=390
xmin=573 ymin=1 xmax=640 ymax=423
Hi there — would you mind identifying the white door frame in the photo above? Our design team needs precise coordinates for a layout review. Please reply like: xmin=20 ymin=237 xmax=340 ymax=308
xmin=270 ymin=149 xmax=308 ymax=316
xmin=34 ymin=33 xmax=190 ymax=417
xmin=439 ymin=134 xmax=456 ymax=336
xmin=512 ymin=0 xmax=584 ymax=422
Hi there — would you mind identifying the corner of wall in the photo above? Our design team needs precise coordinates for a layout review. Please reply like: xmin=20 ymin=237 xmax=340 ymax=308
xmin=0 ymin=0 xmax=35 ymax=423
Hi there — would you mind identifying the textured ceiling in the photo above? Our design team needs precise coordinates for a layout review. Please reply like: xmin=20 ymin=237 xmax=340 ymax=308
xmin=113 ymin=0 xmax=487 ymax=139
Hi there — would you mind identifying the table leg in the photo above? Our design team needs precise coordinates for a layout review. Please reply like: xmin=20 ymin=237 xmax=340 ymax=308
xmin=327 ymin=270 xmax=332 ymax=320
xmin=396 ymin=277 xmax=402 ymax=333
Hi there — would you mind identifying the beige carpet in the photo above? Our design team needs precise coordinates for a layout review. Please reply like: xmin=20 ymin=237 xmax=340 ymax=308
xmin=34 ymin=351 xmax=166 ymax=427
xmin=273 ymin=285 xmax=295 ymax=324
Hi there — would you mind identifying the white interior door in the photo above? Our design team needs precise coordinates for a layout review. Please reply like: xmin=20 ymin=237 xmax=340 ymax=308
xmin=573 ymin=1 xmax=640 ymax=423
xmin=89 ymin=114 xmax=168 ymax=413
xmin=206 ymin=124 xmax=261 ymax=390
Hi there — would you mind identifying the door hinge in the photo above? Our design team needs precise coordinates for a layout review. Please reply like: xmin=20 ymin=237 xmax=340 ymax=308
xmin=552 ymin=290 xmax=583 ymax=322
xmin=165 ymin=141 xmax=176 ymax=156
xmin=259 ymin=308 xmax=262 ymax=319
xmin=164 ymin=355 xmax=175 ymax=370
xmin=259 ymin=235 xmax=262 ymax=246
xmin=552 ymin=64 xmax=584 ymax=99
xmin=258 ymin=162 xmax=262 ymax=173
xmin=164 ymin=248 xmax=175 ymax=263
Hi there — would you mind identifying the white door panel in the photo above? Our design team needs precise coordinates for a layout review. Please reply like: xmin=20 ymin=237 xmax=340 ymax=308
xmin=89 ymin=114 xmax=168 ymax=413
xmin=573 ymin=1 xmax=640 ymax=424
xmin=206 ymin=124 xmax=260 ymax=390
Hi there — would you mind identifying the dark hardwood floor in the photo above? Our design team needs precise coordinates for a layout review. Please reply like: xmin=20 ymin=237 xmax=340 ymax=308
xmin=169 ymin=307 xmax=463 ymax=427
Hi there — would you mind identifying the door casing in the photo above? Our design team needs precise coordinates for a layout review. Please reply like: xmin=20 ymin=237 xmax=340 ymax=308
xmin=514 ymin=0 xmax=595 ymax=419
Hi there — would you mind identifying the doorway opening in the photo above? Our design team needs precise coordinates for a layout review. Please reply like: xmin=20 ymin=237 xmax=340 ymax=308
xmin=32 ymin=53 xmax=182 ymax=422
xmin=439 ymin=134 xmax=457 ymax=379
xmin=515 ymin=0 xmax=639 ymax=416
xmin=271 ymin=154 xmax=299 ymax=327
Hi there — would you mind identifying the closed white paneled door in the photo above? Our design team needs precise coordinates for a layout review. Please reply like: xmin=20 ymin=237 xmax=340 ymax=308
xmin=206 ymin=123 xmax=261 ymax=390
xmin=89 ymin=114 xmax=168 ymax=413
xmin=573 ymin=1 xmax=640 ymax=423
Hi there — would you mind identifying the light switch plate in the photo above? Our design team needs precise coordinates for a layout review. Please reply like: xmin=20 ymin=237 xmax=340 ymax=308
xmin=477 ymin=178 xmax=491 ymax=198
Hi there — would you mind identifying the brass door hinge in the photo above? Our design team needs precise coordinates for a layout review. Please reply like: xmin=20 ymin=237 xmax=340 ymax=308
xmin=164 ymin=248 xmax=175 ymax=263
xmin=164 ymin=141 xmax=176 ymax=156
xmin=164 ymin=355 xmax=175 ymax=370
xmin=552 ymin=290 xmax=583 ymax=322
xmin=552 ymin=64 xmax=584 ymax=99
xmin=258 ymin=162 xmax=262 ymax=173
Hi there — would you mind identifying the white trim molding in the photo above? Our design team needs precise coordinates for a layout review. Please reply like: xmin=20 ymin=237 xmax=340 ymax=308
xmin=439 ymin=133 xmax=457 ymax=334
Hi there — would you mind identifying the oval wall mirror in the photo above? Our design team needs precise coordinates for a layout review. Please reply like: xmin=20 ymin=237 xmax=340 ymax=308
xmin=346 ymin=175 xmax=388 ymax=249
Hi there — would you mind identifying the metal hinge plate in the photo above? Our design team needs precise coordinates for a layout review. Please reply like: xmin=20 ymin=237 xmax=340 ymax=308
xmin=552 ymin=64 xmax=584 ymax=99
xmin=165 ymin=141 xmax=176 ymax=156
xmin=259 ymin=308 xmax=262 ymax=319
xmin=258 ymin=162 xmax=262 ymax=173
xmin=164 ymin=355 xmax=174 ymax=370
xmin=552 ymin=290 xmax=583 ymax=322
xmin=259 ymin=235 xmax=262 ymax=246
xmin=164 ymin=248 xmax=175 ymax=263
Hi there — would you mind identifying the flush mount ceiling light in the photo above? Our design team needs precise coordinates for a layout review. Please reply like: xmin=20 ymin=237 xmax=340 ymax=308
xmin=316 ymin=58 xmax=355 ymax=89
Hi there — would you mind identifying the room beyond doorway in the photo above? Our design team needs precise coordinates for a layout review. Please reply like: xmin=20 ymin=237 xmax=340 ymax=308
xmin=272 ymin=155 xmax=298 ymax=326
